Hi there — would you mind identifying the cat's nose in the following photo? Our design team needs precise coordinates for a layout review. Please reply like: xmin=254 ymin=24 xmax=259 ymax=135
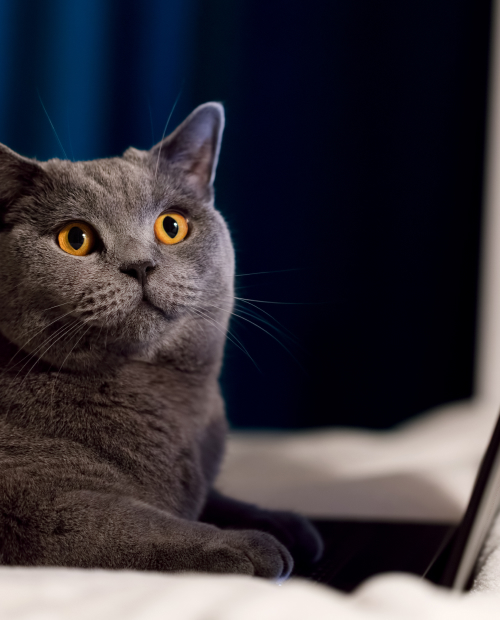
xmin=120 ymin=260 xmax=156 ymax=287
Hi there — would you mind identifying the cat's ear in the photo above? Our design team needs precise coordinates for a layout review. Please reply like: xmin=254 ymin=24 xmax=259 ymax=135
xmin=0 ymin=143 xmax=44 ymax=209
xmin=150 ymin=102 xmax=225 ymax=197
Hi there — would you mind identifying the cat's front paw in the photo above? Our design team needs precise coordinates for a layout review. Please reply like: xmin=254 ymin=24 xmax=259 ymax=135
xmin=239 ymin=509 xmax=324 ymax=566
xmin=213 ymin=529 xmax=293 ymax=580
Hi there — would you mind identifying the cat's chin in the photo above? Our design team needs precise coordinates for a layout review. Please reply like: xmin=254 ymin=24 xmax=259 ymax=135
xmin=99 ymin=299 xmax=182 ymax=352
xmin=138 ymin=297 xmax=170 ymax=320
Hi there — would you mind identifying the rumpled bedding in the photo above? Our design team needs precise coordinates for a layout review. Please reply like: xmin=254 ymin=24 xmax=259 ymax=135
xmin=3 ymin=397 xmax=500 ymax=619
xmin=2 ymin=568 xmax=500 ymax=620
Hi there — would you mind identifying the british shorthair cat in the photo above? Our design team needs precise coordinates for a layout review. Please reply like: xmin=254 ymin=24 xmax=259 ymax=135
xmin=0 ymin=102 xmax=322 ymax=578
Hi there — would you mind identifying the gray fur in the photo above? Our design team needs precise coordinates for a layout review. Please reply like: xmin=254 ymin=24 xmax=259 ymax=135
xmin=0 ymin=103 xmax=322 ymax=578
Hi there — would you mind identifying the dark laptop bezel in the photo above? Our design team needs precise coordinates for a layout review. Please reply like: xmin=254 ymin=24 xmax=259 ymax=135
xmin=433 ymin=408 xmax=500 ymax=589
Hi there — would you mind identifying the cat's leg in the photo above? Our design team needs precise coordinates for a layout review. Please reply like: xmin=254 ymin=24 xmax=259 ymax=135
xmin=0 ymin=489 xmax=292 ymax=579
xmin=199 ymin=489 xmax=324 ymax=566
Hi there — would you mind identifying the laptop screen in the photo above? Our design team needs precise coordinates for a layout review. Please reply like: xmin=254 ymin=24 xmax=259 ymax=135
xmin=438 ymin=409 xmax=500 ymax=589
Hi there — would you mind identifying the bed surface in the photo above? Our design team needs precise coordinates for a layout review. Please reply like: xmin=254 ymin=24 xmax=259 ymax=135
xmin=3 ymin=398 xmax=500 ymax=618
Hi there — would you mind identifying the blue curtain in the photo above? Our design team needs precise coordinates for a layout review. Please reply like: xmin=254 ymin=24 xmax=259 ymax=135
xmin=0 ymin=0 xmax=15 ymax=140
xmin=0 ymin=0 xmax=197 ymax=160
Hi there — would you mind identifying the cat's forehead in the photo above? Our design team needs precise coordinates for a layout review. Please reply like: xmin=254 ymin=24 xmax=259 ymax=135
xmin=38 ymin=155 xmax=192 ymax=226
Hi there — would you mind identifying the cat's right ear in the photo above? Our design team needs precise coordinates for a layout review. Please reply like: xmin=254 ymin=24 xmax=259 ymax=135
xmin=149 ymin=102 xmax=225 ymax=199
xmin=0 ymin=144 xmax=44 ymax=211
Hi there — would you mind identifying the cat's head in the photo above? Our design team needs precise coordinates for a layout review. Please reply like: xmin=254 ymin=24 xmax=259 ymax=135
xmin=0 ymin=103 xmax=234 ymax=372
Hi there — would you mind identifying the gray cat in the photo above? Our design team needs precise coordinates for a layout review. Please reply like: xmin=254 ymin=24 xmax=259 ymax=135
xmin=0 ymin=103 xmax=322 ymax=579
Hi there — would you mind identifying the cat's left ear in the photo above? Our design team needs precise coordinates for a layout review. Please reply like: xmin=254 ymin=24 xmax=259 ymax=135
xmin=150 ymin=102 xmax=225 ymax=198
xmin=0 ymin=143 xmax=45 ymax=210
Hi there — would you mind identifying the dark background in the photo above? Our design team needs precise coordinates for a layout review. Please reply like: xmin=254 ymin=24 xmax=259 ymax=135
xmin=0 ymin=0 xmax=492 ymax=429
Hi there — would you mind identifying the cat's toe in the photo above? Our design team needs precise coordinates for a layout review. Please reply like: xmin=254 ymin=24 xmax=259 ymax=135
xmin=224 ymin=529 xmax=294 ymax=580
xmin=248 ymin=510 xmax=324 ymax=566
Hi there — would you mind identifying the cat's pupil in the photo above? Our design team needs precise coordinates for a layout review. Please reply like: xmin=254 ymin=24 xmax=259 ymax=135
xmin=163 ymin=216 xmax=179 ymax=239
xmin=68 ymin=226 xmax=85 ymax=250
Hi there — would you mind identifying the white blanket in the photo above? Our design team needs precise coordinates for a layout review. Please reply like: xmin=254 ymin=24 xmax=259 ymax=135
xmin=2 ymin=568 xmax=500 ymax=620
xmin=3 ymin=398 xmax=500 ymax=619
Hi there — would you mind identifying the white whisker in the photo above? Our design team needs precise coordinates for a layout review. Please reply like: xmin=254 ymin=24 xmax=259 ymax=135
xmin=37 ymin=90 xmax=68 ymax=160
xmin=154 ymin=87 xmax=183 ymax=183
xmin=188 ymin=306 xmax=259 ymax=371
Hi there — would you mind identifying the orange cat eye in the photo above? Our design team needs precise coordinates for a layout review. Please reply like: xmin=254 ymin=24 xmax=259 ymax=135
xmin=154 ymin=212 xmax=188 ymax=245
xmin=58 ymin=222 xmax=96 ymax=256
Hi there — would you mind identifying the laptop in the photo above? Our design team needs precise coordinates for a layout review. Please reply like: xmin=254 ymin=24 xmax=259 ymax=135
xmin=293 ymin=407 xmax=500 ymax=591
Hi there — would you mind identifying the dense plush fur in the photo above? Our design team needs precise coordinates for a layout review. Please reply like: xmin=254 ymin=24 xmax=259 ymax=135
xmin=0 ymin=103 xmax=322 ymax=579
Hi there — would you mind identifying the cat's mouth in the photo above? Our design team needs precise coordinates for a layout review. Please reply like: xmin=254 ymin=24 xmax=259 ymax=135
xmin=140 ymin=294 xmax=169 ymax=319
